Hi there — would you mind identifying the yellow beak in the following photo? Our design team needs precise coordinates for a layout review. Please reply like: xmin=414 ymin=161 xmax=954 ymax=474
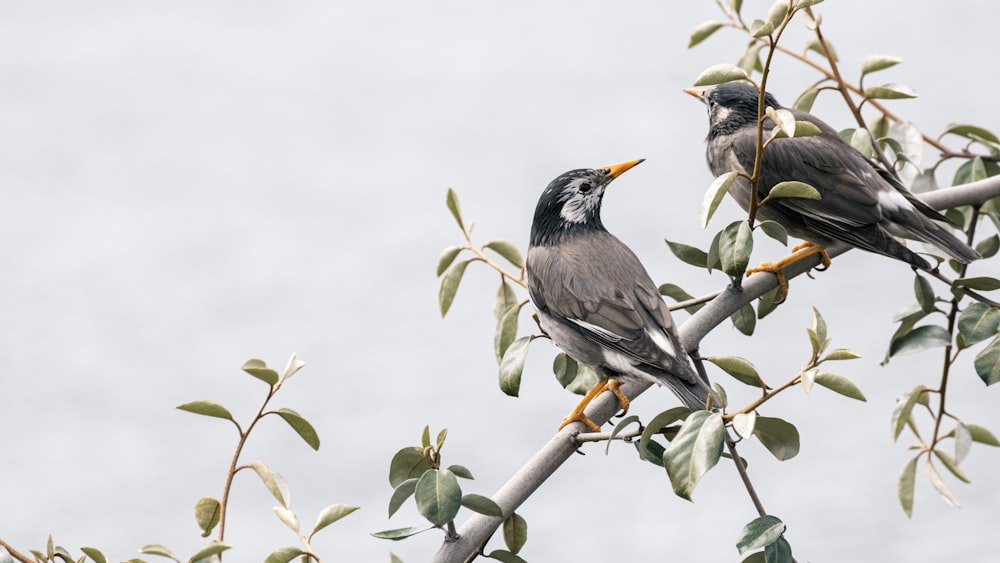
xmin=601 ymin=159 xmax=645 ymax=180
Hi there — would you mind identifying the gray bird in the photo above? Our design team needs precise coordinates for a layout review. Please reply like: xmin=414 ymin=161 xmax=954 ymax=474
xmin=687 ymin=81 xmax=979 ymax=287
xmin=526 ymin=159 xmax=712 ymax=431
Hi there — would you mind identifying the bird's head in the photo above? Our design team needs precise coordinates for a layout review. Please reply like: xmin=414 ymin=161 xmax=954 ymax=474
xmin=685 ymin=81 xmax=782 ymax=139
xmin=529 ymin=159 xmax=644 ymax=247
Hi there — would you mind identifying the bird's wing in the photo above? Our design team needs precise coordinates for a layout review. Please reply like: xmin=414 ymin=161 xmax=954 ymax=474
xmin=526 ymin=234 xmax=696 ymax=383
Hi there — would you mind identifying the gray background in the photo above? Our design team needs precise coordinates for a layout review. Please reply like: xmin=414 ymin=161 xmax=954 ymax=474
xmin=3 ymin=1 xmax=999 ymax=561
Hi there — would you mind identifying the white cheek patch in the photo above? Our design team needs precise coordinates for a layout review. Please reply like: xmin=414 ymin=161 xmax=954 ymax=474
xmin=711 ymin=105 xmax=732 ymax=127
xmin=560 ymin=196 xmax=591 ymax=224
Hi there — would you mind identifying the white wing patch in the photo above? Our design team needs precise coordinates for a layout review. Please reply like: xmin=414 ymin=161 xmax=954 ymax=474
xmin=568 ymin=318 xmax=623 ymax=342
xmin=647 ymin=326 xmax=677 ymax=357
xmin=877 ymin=189 xmax=912 ymax=213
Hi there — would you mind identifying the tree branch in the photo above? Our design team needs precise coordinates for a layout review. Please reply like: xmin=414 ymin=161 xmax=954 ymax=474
xmin=432 ymin=177 xmax=1000 ymax=563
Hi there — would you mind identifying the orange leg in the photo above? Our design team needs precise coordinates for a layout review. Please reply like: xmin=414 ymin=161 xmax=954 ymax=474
xmin=746 ymin=241 xmax=831 ymax=299
xmin=557 ymin=377 xmax=628 ymax=432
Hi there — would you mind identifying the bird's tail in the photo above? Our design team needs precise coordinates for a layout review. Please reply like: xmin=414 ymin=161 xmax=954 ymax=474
xmin=907 ymin=217 xmax=982 ymax=264
xmin=661 ymin=372 xmax=719 ymax=411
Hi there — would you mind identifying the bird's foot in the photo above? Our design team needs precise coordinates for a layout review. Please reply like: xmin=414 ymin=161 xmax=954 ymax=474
xmin=745 ymin=242 xmax=831 ymax=300
xmin=557 ymin=377 xmax=628 ymax=432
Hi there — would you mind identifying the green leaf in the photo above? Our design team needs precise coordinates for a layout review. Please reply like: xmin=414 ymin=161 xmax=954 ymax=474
xmin=945 ymin=123 xmax=1000 ymax=144
xmin=437 ymin=246 xmax=463 ymax=277
xmin=898 ymin=455 xmax=919 ymax=517
xmin=954 ymin=276 xmax=1000 ymax=291
xmin=638 ymin=407 xmax=690 ymax=457
xmin=732 ymin=411 xmax=757 ymax=439
xmin=914 ymin=275 xmax=936 ymax=313
xmin=388 ymin=479 xmax=417 ymax=518
xmin=693 ymin=64 xmax=748 ymax=86
xmin=176 ymin=400 xmax=233 ymax=421
xmin=635 ymin=437 xmax=667 ymax=467
xmin=503 ymin=512 xmax=528 ymax=554
xmin=954 ymin=157 xmax=987 ymax=185
xmin=749 ymin=18 xmax=774 ymax=38
xmin=706 ymin=356 xmax=762 ymax=387
xmin=764 ymin=536 xmax=794 ymax=563
xmin=892 ymin=385 xmax=928 ymax=441
xmin=701 ymin=171 xmax=739 ymax=228
xmin=499 ymin=335 xmax=536 ymax=397
xmin=861 ymin=54 xmax=903 ymax=75
xmin=665 ymin=239 xmax=709 ymax=268
xmin=371 ymin=524 xmax=436 ymax=540
xmin=484 ymin=240 xmax=524 ymax=269
xmin=275 ymin=408 xmax=320 ymax=450
xmin=189 ymin=542 xmax=232 ymax=561
xmin=241 ymin=358 xmax=279 ymax=385
xmin=415 ymin=469 xmax=462 ymax=527
xmin=966 ymin=423 xmax=1000 ymax=446
xmin=139 ymin=544 xmax=177 ymax=559
xmin=193 ymin=496 xmax=221 ymax=537
xmin=864 ymin=83 xmax=918 ymax=100
xmin=753 ymin=416 xmax=800 ymax=461
xmin=888 ymin=325 xmax=952 ymax=357
xmin=308 ymin=503 xmax=359 ymax=537
xmin=493 ymin=280 xmax=519 ymax=320
xmin=730 ymin=302 xmax=757 ymax=336
xmin=606 ymin=415 xmax=642 ymax=455
xmin=848 ymin=128 xmax=875 ymax=158
xmin=494 ymin=301 xmax=524 ymax=363
xmin=263 ymin=546 xmax=305 ymax=563
xmin=793 ymin=87 xmax=820 ymax=112
xmin=485 ymin=550 xmax=529 ymax=563
xmin=766 ymin=0 xmax=788 ymax=28
xmin=737 ymin=41 xmax=763 ymax=75
xmin=388 ymin=447 xmax=433 ymax=488
xmin=757 ymin=220 xmax=788 ymax=246
xmin=273 ymin=506 xmax=300 ymax=533
xmin=821 ymin=348 xmax=861 ymax=362
xmin=974 ymin=335 xmax=1000 ymax=385
xmin=446 ymin=189 xmax=464 ymax=230
xmin=80 ymin=547 xmax=107 ymax=563
xmin=718 ymin=220 xmax=753 ymax=278
xmin=439 ymin=259 xmax=471 ymax=317
xmin=659 ymin=283 xmax=705 ymax=313
xmin=736 ymin=514 xmax=786 ymax=554
xmin=756 ymin=286 xmax=783 ymax=319
xmin=461 ymin=494 xmax=504 ymax=517
xmin=447 ymin=464 xmax=474 ymax=479
xmin=814 ymin=373 xmax=867 ymax=401
xmin=809 ymin=306 xmax=828 ymax=356
xmin=933 ymin=449 xmax=971 ymax=483
xmin=957 ymin=303 xmax=1000 ymax=349
xmin=249 ymin=460 xmax=291 ymax=508
xmin=663 ymin=411 xmax=725 ymax=500
xmin=765 ymin=181 xmax=821 ymax=201
xmin=976 ymin=234 xmax=1000 ymax=259
xmin=553 ymin=353 xmax=596 ymax=395
xmin=688 ymin=20 xmax=723 ymax=48
xmin=806 ymin=38 xmax=837 ymax=61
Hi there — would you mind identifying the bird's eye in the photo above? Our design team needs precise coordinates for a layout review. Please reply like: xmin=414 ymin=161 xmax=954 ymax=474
xmin=578 ymin=182 xmax=593 ymax=194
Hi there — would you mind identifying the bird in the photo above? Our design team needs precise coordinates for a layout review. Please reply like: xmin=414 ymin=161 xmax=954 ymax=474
xmin=686 ymin=81 xmax=980 ymax=293
xmin=525 ymin=159 xmax=713 ymax=432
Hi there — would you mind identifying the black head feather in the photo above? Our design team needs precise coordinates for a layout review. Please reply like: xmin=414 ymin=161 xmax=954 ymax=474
xmin=703 ymin=81 xmax=782 ymax=139
xmin=529 ymin=168 xmax=611 ymax=247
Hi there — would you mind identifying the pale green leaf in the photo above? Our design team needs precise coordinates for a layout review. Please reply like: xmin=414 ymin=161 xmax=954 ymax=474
xmin=484 ymin=240 xmax=524 ymax=269
xmin=415 ymin=469 xmax=462 ymax=527
xmin=898 ymin=455 xmax=918 ymax=517
xmin=176 ymin=400 xmax=233 ymax=421
xmin=312 ymin=503 xmax=360 ymax=536
xmin=693 ymin=64 xmax=748 ymax=86
xmin=461 ymin=494 xmax=504 ymax=517
xmin=275 ymin=408 xmax=320 ymax=450
xmin=503 ymin=512 xmax=528 ymax=554
xmin=814 ymin=372 xmax=867 ymax=401
xmin=861 ymin=54 xmax=903 ymax=75
xmin=689 ymin=20 xmax=723 ymax=48
xmin=701 ymin=172 xmax=738 ymax=228
xmin=663 ymin=411 xmax=725 ymax=500
xmin=736 ymin=514 xmax=785 ymax=554
xmin=242 ymin=358 xmax=279 ymax=385
xmin=499 ymin=335 xmax=536 ymax=397
xmin=753 ymin=416 xmax=800 ymax=461
xmin=439 ymin=259 xmax=471 ymax=317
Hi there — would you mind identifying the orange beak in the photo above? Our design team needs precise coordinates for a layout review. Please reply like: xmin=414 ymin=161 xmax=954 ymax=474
xmin=684 ymin=87 xmax=706 ymax=100
xmin=601 ymin=159 xmax=645 ymax=180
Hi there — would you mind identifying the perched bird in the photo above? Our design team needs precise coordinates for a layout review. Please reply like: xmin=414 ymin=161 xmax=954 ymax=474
xmin=526 ymin=159 xmax=712 ymax=431
xmin=686 ymin=81 xmax=980 ymax=290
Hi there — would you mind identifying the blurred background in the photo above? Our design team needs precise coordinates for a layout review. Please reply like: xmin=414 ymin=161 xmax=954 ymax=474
xmin=3 ymin=1 xmax=999 ymax=561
